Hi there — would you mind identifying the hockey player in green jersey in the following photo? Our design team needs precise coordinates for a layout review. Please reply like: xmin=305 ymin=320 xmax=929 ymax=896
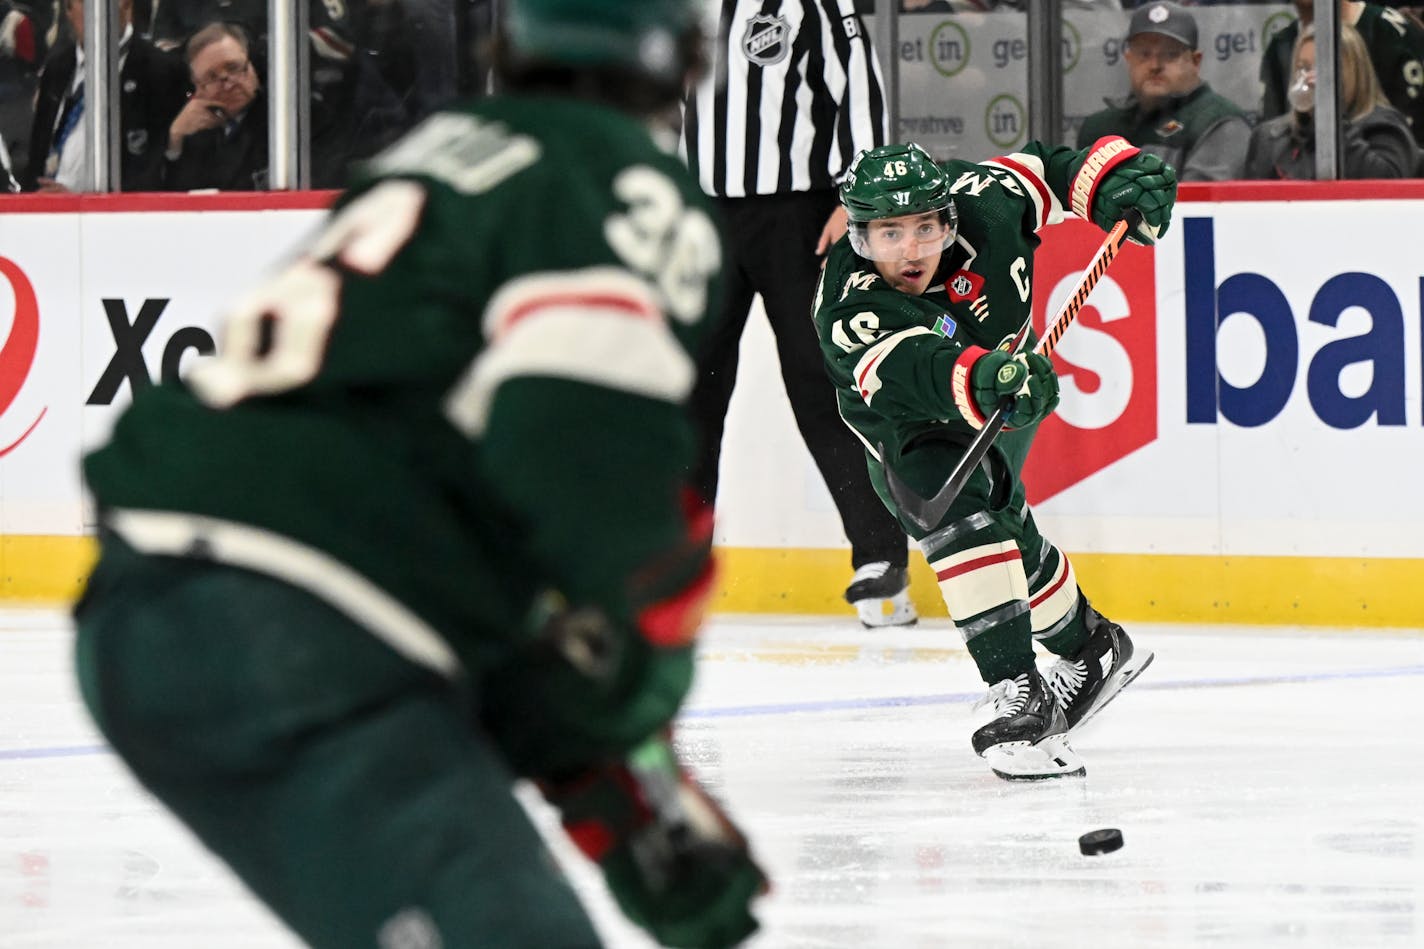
xmin=813 ymin=137 xmax=1173 ymax=780
xmin=71 ymin=1 xmax=766 ymax=947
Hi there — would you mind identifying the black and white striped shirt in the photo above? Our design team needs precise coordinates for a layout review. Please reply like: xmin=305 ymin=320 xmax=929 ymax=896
xmin=682 ymin=0 xmax=888 ymax=198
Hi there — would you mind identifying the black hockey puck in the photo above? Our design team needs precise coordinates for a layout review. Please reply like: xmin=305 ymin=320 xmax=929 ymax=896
xmin=1078 ymin=828 xmax=1124 ymax=855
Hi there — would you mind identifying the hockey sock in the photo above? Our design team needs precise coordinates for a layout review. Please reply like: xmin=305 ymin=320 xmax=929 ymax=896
xmin=1037 ymin=596 xmax=1089 ymax=658
xmin=962 ymin=610 xmax=1036 ymax=685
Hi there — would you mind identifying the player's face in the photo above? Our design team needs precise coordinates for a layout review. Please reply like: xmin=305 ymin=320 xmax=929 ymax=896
xmin=1124 ymin=32 xmax=1202 ymax=104
xmin=866 ymin=212 xmax=946 ymax=296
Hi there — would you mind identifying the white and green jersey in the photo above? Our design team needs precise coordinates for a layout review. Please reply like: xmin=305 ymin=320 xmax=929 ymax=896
xmin=813 ymin=142 xmax=1088 ymax=475
xmin=85 ymin=95 xmax=724 ymax=675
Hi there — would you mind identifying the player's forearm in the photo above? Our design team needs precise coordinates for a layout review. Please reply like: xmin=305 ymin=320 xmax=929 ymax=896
xmin=851 ymin=335 xmax=978 ymax=427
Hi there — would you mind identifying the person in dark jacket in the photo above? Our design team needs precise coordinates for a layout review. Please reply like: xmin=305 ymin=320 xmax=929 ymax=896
xmin=1260 ymin=0 xmax=1424 ymax=147
xmin=1077 ymin=1 xmax=1250 ymax=181
xmin=1245 ymin=22 xmax=1421 ymax=179
xmin=0 ymin=1 xmax=58 ymax=185
xmin=151 ymin=0 xmax=430 ymax=188
xmin=24 ymin=0 xmax=188 ymax=192
xmin=161 ymin=20 xmax=266 ymax=190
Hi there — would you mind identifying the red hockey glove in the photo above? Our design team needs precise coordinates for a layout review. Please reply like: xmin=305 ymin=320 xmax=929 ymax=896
xmin=1070 ymin=136 xmax=1177 ymax=245
xmin=952 ymin=347 xmax=1059 ymax=430
xmin=541 ymin=732 xmax=767 ymax=949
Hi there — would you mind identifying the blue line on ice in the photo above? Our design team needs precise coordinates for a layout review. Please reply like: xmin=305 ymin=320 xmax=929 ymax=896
xmin=4 ymin=664 xmax=1422 ymax=760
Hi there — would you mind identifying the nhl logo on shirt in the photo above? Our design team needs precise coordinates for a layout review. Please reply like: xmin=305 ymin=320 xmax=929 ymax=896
xmin=743 ymin=14 xmax=792 ymax=66
xmin=945 ymin=269 xmax=983 ymax=302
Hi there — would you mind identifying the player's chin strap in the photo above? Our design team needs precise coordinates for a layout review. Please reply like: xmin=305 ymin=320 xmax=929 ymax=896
xmin=884 ymin=209 xmax=1142 ymax=533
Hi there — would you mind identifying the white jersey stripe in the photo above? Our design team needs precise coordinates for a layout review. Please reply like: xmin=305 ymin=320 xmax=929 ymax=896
xmin=982 ymin=153 xmax=1067 ymax=231
xmin=107 ymin=509 xmax=462 ymax=678
xmin=851 ymin=326 xmax=936 ymax=404
xmin=448 ymin=307 xmax=693 ymax=437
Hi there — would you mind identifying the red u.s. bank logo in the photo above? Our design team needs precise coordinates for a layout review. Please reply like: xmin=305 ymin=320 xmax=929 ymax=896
xmin=1023 ymin=219 xmax=1157 ymax=504
xmin=0 ymin=256 xmax=46 ymax=456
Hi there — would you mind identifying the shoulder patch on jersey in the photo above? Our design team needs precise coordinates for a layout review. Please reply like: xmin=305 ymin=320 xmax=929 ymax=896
xmin=933 ymin=314 xmax=958 ymax=338
xmin=944 ymin=269 xmax=984 ymax=303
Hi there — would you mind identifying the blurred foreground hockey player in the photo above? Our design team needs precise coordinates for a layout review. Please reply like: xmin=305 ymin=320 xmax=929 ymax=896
xmin=812 ymin=139 xmax=1169 ymax=780
xmin=72 ymin=1 xmax=766 ymax=946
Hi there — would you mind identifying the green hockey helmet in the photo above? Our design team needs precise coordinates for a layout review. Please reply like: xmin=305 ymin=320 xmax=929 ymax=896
xmin=841 ymin=143 xmax=958 ymax=261
xmin=501 ymin=0 xmax=702 ymax=86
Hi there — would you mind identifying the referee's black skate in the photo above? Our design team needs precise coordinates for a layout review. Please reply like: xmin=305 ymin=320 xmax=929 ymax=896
xmin=1044 ymin=605 xmax=1154 ymax=733
xmin=971 ymin=669 xmax=1085 ymax=781
xmin=844 ymin=561 xmax=917 ymax=628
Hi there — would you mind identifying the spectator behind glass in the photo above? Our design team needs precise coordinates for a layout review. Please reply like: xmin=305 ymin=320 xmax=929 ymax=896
xmin=149 ymin=0 xmax=437 ymax=187
xmin=24 ymin=0 xmax=188 ymax=192
xmin=1261 ymin=1 xmax=1424 ymax=147
xmin=1077 ymin=1 xmax=1250 ymax=180
xmin=162 ymin=21 xmax=266 ymax=190
xmin=1245 ymin=23 xmax=1421 ymax=179
xmin=0 ymin=2 xmax=58 ymax=187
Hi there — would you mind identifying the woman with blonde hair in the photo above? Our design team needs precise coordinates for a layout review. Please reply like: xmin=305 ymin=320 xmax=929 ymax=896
xmin=1244 ymin=23 xmax=1420 ymax=179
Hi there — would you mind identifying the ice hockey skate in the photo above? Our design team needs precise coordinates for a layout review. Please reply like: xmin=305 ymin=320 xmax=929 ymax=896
xmin=1044 ymin=605 xmax=1154 ymax=734
xmin=971 ymin=669 xmax=1085 ymax=780
xmin=845 ymin=561 xmax=918 ymax=628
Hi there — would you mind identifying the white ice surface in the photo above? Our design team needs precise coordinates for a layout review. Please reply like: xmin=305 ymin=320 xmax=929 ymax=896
xmin=2 ymin=608 xmax=1422 ymax=948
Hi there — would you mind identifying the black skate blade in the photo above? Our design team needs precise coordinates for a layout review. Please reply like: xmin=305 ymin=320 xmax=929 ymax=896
xmin=992 ymin=765 xmax=1087 ymax=782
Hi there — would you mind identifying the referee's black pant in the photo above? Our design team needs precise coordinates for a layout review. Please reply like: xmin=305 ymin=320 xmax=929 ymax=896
xmin=690 ymin=187 xmax=908 ymax=572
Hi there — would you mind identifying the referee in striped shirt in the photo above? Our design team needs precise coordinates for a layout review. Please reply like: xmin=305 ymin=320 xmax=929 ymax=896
xmin=682 ymin=0 xmax=916 ymax=627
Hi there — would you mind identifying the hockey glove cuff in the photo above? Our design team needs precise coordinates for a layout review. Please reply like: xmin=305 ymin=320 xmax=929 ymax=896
xmin=959 ymin=348 xmax=1059 ymax=430
xmin=541 ymin=732 xmax=767 ymax=949
xmin=1070 ymin=136 xmax=1177 ymax=245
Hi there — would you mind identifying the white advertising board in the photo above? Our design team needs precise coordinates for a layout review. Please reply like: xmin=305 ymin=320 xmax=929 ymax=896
xmin=0 ymin=203 xmax=325 ymax=534
xmin=718 ymin=192 xmax=1424 ymax=562
xmin=0 ymin=189 xmax=1419 ymax=619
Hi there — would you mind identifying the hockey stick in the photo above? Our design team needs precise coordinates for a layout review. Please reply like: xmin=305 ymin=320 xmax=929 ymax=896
xmin=884 ymin=209 xmax=1142 ymax=532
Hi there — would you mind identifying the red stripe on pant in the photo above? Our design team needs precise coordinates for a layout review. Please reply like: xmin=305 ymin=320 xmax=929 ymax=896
xmin=936 ymin=548 xmax=1021 ymax=582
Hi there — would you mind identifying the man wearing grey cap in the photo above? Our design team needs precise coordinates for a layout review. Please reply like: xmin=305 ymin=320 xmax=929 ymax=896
xmin=1077 ymin=1 xmax=1250 ymax=181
